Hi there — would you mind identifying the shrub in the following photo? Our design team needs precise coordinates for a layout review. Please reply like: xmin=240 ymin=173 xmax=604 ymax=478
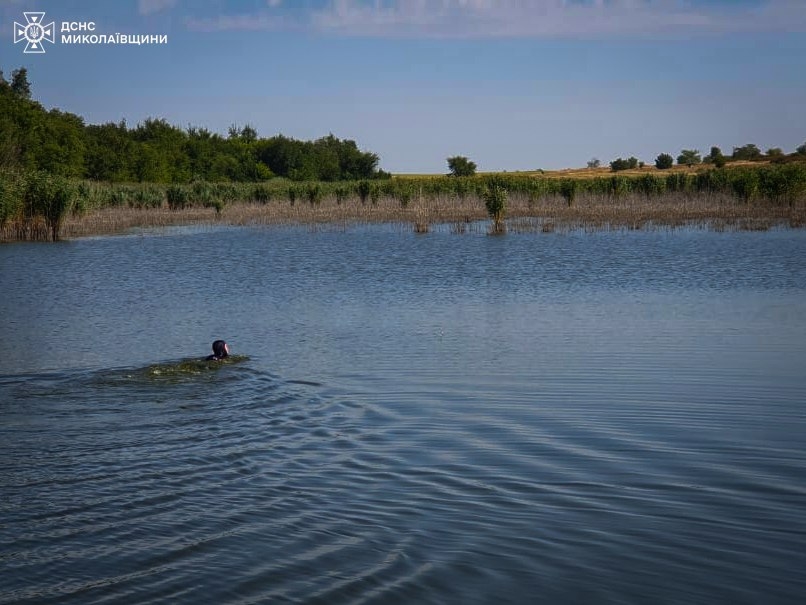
xmin=133 ymin=185 xmax=164 ymax=209
xmin=730 ymin=169 xmax=759 ymax=203
xmin=609 ymin=175 xmax=629 ymax=198
xmin=24 ymin=171 xmax=78 ymax=241
xmin=482 ymin=184 xmax=507 ymax=232
xmin=369 ymin=182 xmax=381 ymax=205
xmin=559 ymin=178 xmax=578 ymax=206
xmin=252 ymin=184 xmax=272 ymax=203
xmin=334 ymin=184 xmax=350 ymax=205
xmin=636 ymin=174 xmax=665 ymax=197
xmin=357 ymin=180 xmax=371 ymax=204
xmin=166 ymin=185 xmax=190 ymax=210
xmin=655 ymin=153 xmax=674 ymax=170
xmin=0 ymin=171 xmax=24 ymax=227
xmin=610 ymin=157 xmax=638 ymax=172
xmin=305 ymin=183 xmax=323 ymax=206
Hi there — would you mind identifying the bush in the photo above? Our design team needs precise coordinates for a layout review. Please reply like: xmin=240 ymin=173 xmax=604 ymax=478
xmin=24 ymin=171 xmax=78 ymax=241
xmin=133 ymin=185 xmax=164 ymax=209
xmin=655 ymin=153 xmax=674 ymax=170
xmin=0 ymin=171 xmax=24 ymax=227
xmin=609 ymin=175 xmax=628 ymax=198
xmin=166 ymin=185 xmax=190 ymax=210
xmin=610 ymin=157 xmax=638 ymax=172
xmin=252 ymin=184 xmax=272 ymax=203
xmin=357 ymin=180 xmax=371 ymax=204
xmin=636 ymin=174 xmax=665 ymax=197
xmin=482 ymin=184 xmax=507 ymax=232
xmin=559 ymin=179 xmax=578 ymax=206
xmin=305 ymin=183 xmax=323 ymax=206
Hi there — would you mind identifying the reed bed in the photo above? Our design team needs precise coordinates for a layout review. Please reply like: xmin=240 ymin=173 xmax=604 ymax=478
xmin=34 ymin=191 xmax=804 ymax=239
xmin=2 ymin=164 xmax=805 ymax=241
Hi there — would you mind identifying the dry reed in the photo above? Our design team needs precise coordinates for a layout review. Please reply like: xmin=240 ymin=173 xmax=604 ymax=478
xmin=2 ymin=190 xmax=804 ymax=241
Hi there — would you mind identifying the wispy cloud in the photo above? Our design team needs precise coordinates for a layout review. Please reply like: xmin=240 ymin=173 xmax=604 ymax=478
xmin=138 ymin=0 xmax=178 ymax=17
xmin=184 ymin=0 xmax=806 ymax=37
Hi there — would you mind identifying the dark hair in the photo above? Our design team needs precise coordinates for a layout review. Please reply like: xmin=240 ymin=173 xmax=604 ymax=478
xmin=212 ymin=340 xmax=228 ymax=358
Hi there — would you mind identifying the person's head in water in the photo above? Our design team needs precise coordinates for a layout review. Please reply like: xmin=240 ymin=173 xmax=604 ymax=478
xmin=209 ymin=340 xmax=229 ymax=360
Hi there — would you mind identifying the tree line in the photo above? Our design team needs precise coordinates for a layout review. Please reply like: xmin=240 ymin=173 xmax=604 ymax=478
xmin=609 ymin=143 xmax=806 ymax=172
xmin=0 ymin=67 xmax=389 ymax=183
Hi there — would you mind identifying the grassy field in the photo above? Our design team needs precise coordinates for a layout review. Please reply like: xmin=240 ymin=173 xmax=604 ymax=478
xmin=393 ymin=160 xmax=769 ymax=180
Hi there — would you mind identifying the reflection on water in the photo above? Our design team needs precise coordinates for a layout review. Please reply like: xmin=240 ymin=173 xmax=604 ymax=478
xmin=2 ymin=225 xmax=806 ymax=604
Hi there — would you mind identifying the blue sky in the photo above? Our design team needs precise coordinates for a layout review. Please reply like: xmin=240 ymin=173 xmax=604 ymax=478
xmin=2 ymin=0 xmax=805 ymax=173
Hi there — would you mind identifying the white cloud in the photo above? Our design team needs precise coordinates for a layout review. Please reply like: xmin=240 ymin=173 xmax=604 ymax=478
xmin=138 ymin=0 xmax=178 ymax=17
xmin=185 ymin=0 xmax=806 ymax=37
xmin=186 ymin=12 xmax=292 ymax=33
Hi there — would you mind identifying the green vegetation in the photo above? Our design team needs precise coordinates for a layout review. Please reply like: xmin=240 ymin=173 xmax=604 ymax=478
xmin=2 ymin=64 xmax=805 ymax=240
xmin=655 ymin=154 xmax=674 ymax=170
xmin=704 ymin=146 xmax=726 ymax=168
xmin=3 ymin=163 xmax=805 ymax=240
xmin=677 ymin=149 xmax=702 ymax=167
xmin=733 ymin=144 xmax=763 ymax=161
xmin=0 ymin=67 xmax=387 ymax=183
xmin=482 ymin=183 xmax=507 ymax=233
xmin=447 ymin=156 xmax=477 ymax=177
xmin=610 ymin=157 xmax=639 ymax=172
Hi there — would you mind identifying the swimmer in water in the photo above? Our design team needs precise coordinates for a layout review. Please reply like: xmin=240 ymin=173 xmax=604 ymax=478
xmin=206 ymin=340 xmax=229 ymax=361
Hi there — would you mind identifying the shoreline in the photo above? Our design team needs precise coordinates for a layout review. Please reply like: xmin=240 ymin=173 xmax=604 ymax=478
xmin=4 ymin=192 xmax=799 ymax=241
xmin=3 ymin=187 xmax=806 ymax=242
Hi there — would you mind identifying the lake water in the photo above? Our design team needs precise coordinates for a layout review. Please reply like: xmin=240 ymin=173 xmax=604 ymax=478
xmin=2 ymin=224 xmax=806 ymax=604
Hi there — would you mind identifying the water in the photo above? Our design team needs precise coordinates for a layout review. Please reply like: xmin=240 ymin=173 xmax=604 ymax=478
xmin=2 ymin=224 xmax=806 ymax=604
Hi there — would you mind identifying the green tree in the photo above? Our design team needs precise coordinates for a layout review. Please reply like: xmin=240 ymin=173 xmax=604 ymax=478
xmin=447 ymin=156 xmax=477 ymax=177
xmin=10 ymin=68 xmax=31 ymax=99
xmin=677 ymin=149 xmax=701 ymax=167
xmin=587 ymin=158 xmax=601 ymax=169
xmin=0 ymin=63 xmax=390 ymax=184
xmin=655 ymin=153 xmax=674 ymax=169
xmin=732 ymin=144 xmax=762 ymax=161
xmin=796 ymin=142 xmax=806 ymax=156
xmin=704 ymin=146 xmax=726 ymax=168
xmin=610 ymin=157 xmax=638 ymax=172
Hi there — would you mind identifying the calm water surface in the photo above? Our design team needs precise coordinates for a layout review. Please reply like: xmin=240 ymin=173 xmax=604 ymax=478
xmin=2 ymin=224 xmax=806 ymax=604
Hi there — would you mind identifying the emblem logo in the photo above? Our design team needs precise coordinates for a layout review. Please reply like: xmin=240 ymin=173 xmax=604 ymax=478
xmin=14 ymin=12 xmax=55 ymax=54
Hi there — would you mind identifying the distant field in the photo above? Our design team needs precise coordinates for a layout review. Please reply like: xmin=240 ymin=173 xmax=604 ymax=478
xmin=393 ymin=160 xmax=770 ymax=180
